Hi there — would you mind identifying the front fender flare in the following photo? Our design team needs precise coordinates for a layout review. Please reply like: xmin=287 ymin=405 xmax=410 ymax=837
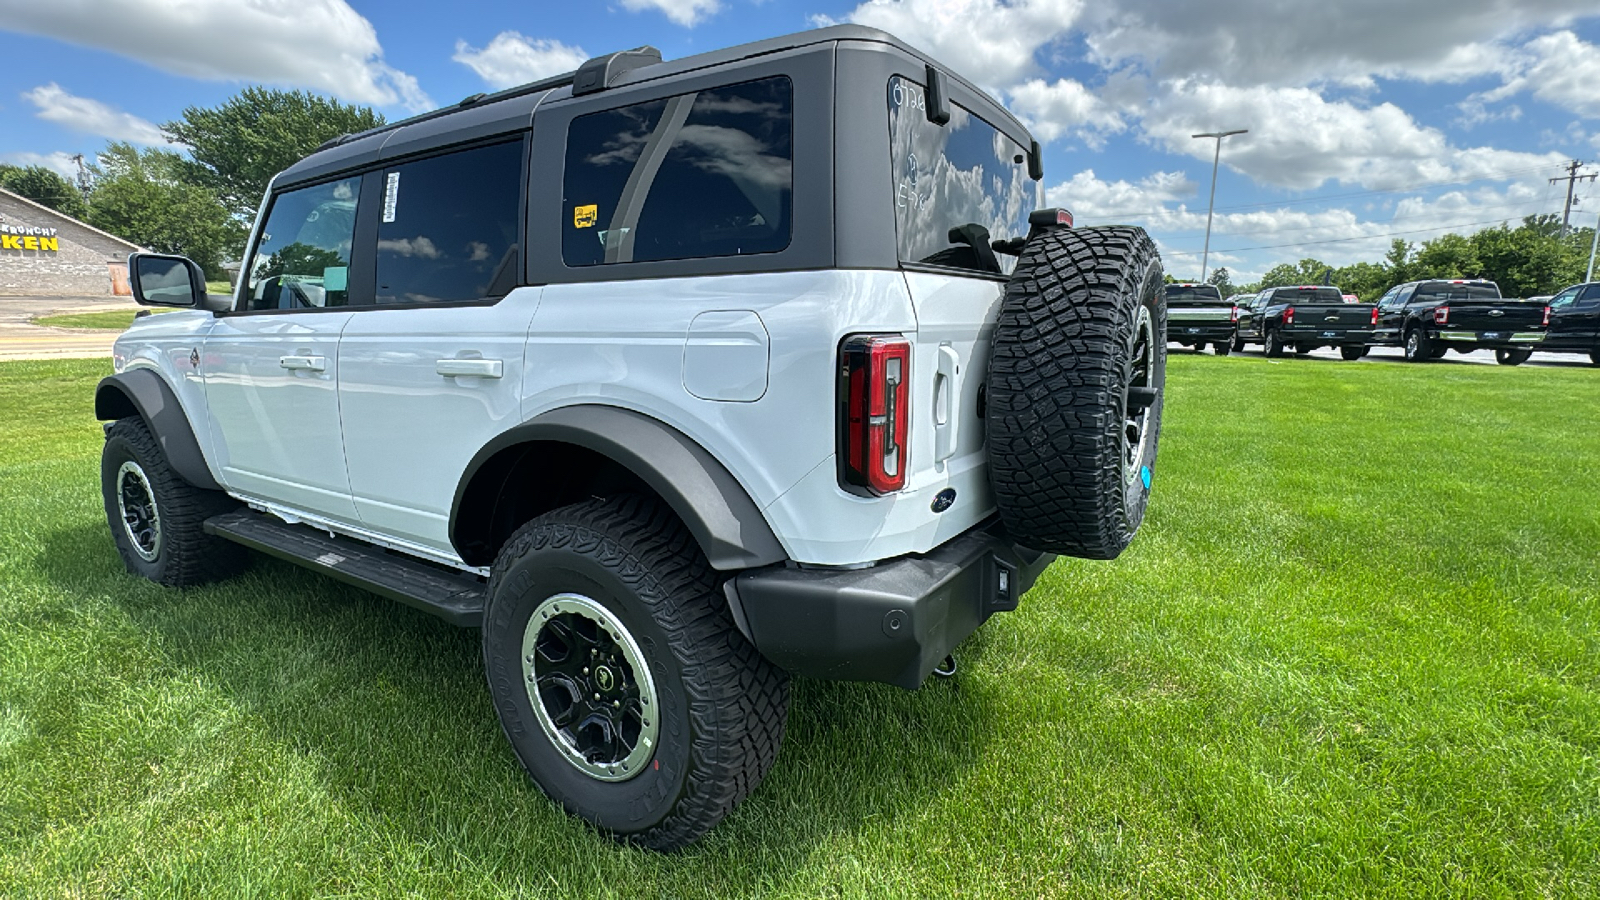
xmin=95 ymin=368 xmax=221 ymax=491
xmin=450 ymin=405 xmax=787 ymax=571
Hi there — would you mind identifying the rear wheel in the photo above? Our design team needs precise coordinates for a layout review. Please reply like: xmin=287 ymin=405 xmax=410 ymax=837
xmin=1340 ymin=346 xmax=1369 ymax=361
xmin=1495 ymin=348 xmax=1532 ymax=366
xmin=1403 ymin=325 xmax=1432 ymax=362
xmin=1231 ymin=333 xmax=1246 ymax=352
xmin=1213 ymin=341 xmax=1231 ymax=356
xmin=1294 ymin=345 xmax=1314 ymax=355
xmin=986 ymin=226 xmax=1165 ymax=559
xmin=1591 ymin=349 xmax=1600 ymax=367
xmin=1264 ymin=328 xmax=1285 ymax=358
xmin=482 ymin=495 xmax=789 ymax=850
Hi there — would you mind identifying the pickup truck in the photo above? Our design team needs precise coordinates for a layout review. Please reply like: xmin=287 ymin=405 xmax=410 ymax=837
xmin=1370 ymin=279 xmax=1548 ymax=363
xmin=1166 ymin=282 xmax=1237 ymax=355
xmin=1233 ymin=285 xmax=1377 ymax=359
xmin=1531 ymin=282 xmax=1600 ymax=366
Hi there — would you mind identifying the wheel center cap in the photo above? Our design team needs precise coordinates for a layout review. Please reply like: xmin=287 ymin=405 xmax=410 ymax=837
xmin=593 ymin=665 xmax=616 ymax=692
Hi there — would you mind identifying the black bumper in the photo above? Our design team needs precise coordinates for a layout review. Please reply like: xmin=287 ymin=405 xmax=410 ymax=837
xmin=726 ymin=520 xmax=1054 ymax=690
xmin=1170 ymin=324 xmax=1235 ymax=342
xmin=1281 ymin=327 xmax=1374 ymax=346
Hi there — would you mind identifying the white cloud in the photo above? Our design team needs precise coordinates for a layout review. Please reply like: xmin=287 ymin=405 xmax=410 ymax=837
xmin=619 ymin=0 xmax=721 ymax=27
xmin=832 ymin=0 xmax=1083 ymax=90
xmin=1007 ymin=78 xmax=1125 ymax=146
xmin=0 ymin=0 xmax=431 ymax=112
xmin=453 ymin=33 xmax=587 ymax=89
xmin=21 ymin=83 xmax=166 ymax=144
xmin=1474 ymin=30 xmax=1600 ymax=118
xmin=0 ymin=150 xmax=81 ymax=179
xmin=1045 ymin=168 xmax=1193 ymax=218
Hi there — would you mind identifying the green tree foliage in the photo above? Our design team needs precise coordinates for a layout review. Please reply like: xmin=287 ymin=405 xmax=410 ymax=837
xmin=0 ymin=164 xmax=87 ymax=219
xmin=1259 ymin=258 xmax=1334 ymax=289
xmin=1413 ymin=232 xmax=1479 ymax=279
xmin=1206 ymin=266 xmax=1234 ymax=295
xmin=164 ymin=88 xmax=384 ymax=216
xmin=86 ymin=143 xmax=246 ymax=277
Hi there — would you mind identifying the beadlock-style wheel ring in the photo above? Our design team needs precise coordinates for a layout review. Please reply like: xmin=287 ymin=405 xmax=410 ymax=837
xmin=116 ymin=460 xmax=162 ymax=562
xmin=522 ymin=592 xmax=660 ymax=782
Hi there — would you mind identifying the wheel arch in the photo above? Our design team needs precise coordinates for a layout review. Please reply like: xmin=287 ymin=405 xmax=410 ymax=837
xmin=450 ymin=405 xmax=787 ymax=571
xmin=95 ymin=368 xmax=221 ymax=491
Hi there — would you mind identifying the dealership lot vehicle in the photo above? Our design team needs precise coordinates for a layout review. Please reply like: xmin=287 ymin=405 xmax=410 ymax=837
xmin=1165 ymin=282 xmax=1237 ymax=354
xmin=1234 ymin=285 xmax=1375 ymax=359
xmin=1370 ymin=279 xmax=1548 ymax=364
xmin=91 ymin=27 xmax=1165 ymax=849
xmin=1535 ymin=282 xmax=1600 ymax=366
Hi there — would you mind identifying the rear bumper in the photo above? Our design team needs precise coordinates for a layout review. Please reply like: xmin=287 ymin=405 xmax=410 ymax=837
xmin=1281 ymin=326 xmax=1374 ymax=345
xmin=1432 ymin=329 xmax=1546 ymax=346
xmin=726 ymin=519 xmax=1054 ymax=689
xmin=1170 ymin=324 xmax=1235 ymax=342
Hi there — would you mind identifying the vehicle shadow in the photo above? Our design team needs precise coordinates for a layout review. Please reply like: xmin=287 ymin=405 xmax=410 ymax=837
xmin=31 ymin=521 xmax=999 ymax=881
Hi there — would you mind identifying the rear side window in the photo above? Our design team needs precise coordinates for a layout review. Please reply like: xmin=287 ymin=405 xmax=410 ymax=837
xmin=562 ymin=77 xmax=794 ymax=267
xmin=887 ymin=76 xmax=1038 ymax=276
xmin=244 ymin=177 xmax=359 ymax=311
xmin=1270 ymin=287 xmax=1344 ymax=304
xmin=1166 ymin=285 xmax=1223 ymax=303
xmin=376 ymin=139 xmax=524 ymax=304
xmin=1412 ymin=282 xmax=1500 ymax=301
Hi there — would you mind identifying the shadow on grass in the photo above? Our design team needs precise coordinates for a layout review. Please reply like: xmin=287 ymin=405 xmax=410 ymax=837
xmin=32 ymin=521 xmax=998 ymax=880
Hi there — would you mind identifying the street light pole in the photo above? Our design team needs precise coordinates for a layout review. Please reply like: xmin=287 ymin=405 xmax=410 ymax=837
xmin=1194 ymin=129 xmax=1248 ymax=283
xmin=1587 ymin=210 xmax=1600 ymax=283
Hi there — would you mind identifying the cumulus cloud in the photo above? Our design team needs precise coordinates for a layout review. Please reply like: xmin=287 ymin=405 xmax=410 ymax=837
xmin=1473 ymin=30 xmax=1600 ymax=118
xmin=0 ymin=150 xmax=81 ymax=179
xmin=453 ymin=33 xmax=587 ymax=89
xmin=21 ymin=84 xmax=166 ymax=144
xmin=1007 ymin=78 xmax=1125 ymax=146
xmin=619 ymin=0 xmax=720 ymax=27
xmin=0 ymin=0 xmax=431 ymax=111
xmin=828 ymin=0 xmax=1083 ymax=90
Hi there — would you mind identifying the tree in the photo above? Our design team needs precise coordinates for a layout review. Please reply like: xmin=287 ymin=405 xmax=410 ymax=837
xmin=1206 ymin=266 xmax=1234 ymax=295
xmin=1259 ymin=258 xmax=1334 ymax=289
xmin=87 ymin=143 xmax=246 ymax=277
xmin=1331 ymin=261 xmax=1391 ymax=301
xmin=164 ymin=87 xmax=384 ymax=215
xmin=0 ymin=164 xmax=87 ymax=219
xmin=1413 ymin=232 xmax=1480 ymax=280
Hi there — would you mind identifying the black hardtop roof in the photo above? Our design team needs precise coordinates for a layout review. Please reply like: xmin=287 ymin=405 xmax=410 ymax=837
xmin=275 ymin=25 xmax=1027 ymax=190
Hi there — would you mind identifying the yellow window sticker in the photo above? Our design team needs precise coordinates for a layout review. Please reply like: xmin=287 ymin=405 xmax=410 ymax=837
xmin=574 ymin=204 xmax=598 ymax=228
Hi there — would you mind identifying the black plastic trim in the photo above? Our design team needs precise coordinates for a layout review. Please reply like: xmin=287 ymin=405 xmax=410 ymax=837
xmin=728 ymin=519 xmax=1054 ymax=689
xmin=95 ymin=368 xmax=221 ymax=491
xmin=450 ymin=405 xmax=787 ymax=571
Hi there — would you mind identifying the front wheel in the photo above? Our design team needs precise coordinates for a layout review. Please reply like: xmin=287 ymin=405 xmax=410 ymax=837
xmin=482 ymin=495 xmax=789 ymax=850
xmin=1495 ymin=348 xmax=1532 ymax=366
xmin=1340 ymin=346 xmax=1369 ymax=361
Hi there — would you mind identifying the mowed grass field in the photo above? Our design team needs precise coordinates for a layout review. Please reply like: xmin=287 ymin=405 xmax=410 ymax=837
xmin=1 ymin=354 xmax=1596 ymax=898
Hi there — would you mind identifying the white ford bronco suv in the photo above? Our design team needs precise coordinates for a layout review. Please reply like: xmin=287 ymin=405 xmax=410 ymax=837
xmin=98 ymin=26 xmax=1167 ymax=849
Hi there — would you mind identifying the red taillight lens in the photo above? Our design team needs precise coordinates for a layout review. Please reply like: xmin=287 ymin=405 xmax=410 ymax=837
xmin=1284 ymin=305 xmax=1295 ymax=325
xmin=1434 ymin=306 xmax=1449 ymax=324
xmin=1370 ymin=307 xmax=1380 ymax=326
xmin=1231 ymin=305 xmax=1240 ymax=323
xmin=840 ymin=335 xmax=911 ymax=495
xmin=1543 ymin=305 xmax=1551 ymax=326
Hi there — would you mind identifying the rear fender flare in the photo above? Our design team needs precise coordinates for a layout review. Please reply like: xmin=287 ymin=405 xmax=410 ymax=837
xmin=450 ymin=405 xmax=787 ymax=571
xmin=94 ymin=368 xmax=221 ymax=491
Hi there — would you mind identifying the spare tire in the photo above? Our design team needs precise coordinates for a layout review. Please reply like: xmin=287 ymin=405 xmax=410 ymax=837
xmin=985 ymin=226 xmax=1165 ymax=559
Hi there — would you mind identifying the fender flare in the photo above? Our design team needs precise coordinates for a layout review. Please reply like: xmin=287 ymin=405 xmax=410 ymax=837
xmin=95 ymin=368 xmax=221 ymax=491
xmin=450 ymin=405 xmax=787 ymax=571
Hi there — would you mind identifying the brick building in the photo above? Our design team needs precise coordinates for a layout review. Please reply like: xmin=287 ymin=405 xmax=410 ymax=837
xmin=0 ymin=186 xmax=143 ymax=296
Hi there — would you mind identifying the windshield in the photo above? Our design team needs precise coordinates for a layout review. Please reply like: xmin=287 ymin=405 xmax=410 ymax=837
xmin=887 ymin=75 xmax=1038 ymax=276
xmin=1166 ymin=285 xmax=1223 ymax=303
xmin=1270 ymin=287 xmax=1345 ymax=304
xmin=1413 ymin=282 xmax=1501 ymax=301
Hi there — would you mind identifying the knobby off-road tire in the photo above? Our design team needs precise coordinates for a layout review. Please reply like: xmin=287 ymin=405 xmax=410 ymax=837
xmin=482 ymin=494 xmax=788 ymax=850
xmin=1263 ymin=328 xmax=1285 ymax=358
xmin=1495 ymin=348 xmax=1532 ymax=366
xmin=1340 ymin=346 xmax=1369 ymax=361
xmin=100 ymin=417 xmax=246 ymax=587
xmin=985 ymin=226 xmax=1165 ymax=560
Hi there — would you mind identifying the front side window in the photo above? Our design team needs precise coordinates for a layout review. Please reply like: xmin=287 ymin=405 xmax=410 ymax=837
xmin=376 ymin=139 xmax=524 ymax=304
xmin=887 ymin=76 xmax=1039 ymax=276
xmin=1549 ymin=287 xmax=1582 ymax=309
xmin=563 ymin=77 xmax=794 ymax=267
xmin=245 ymin=177 xmax=358 ymax=311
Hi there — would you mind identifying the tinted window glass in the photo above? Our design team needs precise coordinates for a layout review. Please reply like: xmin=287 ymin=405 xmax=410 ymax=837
xmin=376 ymin=139 xmax=523 ymax=304
xmin=563 ymin=77 xmax=793 ymax=267
xmin=1269 ymin=287 xmax=1345 ymax=304
xmin=245 ymin=177 xmax=358 ymax=311
xmin=1412 ymin=281 xmax=1500 ymax=301
xmin=1165 ymin=285 xmax=1223 ymax=303
xmin=887 ymin=76 xmax=1038 ymax=276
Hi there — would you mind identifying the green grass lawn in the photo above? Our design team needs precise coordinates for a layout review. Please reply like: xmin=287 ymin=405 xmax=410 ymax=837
xmin=1 ymin=355 xmax=1596 ymax=898
xmin=31 ymin=309 xmax=184 ymax=331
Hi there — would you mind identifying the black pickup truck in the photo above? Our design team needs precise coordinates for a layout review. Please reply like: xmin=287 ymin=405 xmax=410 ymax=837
xmin=1532 ymin=282 xmax=1600 ymax=366
xmin=1370 ymin=279 xmax=1548 ymax=363
xmin=1166 ymin=282 xmax=1238 ymax=355
xmin=1234 ymin=285 xmax=1377 ymax=359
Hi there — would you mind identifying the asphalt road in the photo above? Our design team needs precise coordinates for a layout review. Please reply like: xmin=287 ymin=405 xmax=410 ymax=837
xmin=0 ymin=294 xmax=138 ymax=362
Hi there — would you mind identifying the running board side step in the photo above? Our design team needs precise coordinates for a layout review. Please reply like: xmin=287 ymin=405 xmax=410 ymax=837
xmin=204 ymin=509 xmax=486 ymax=627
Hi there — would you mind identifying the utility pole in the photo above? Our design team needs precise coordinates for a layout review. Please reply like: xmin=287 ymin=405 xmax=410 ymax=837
xmin=1549 ymin=159 xmax=1596 ymax=238
xmin=1194 ymin=129 xmax=1248 ymax=282
xmin=68 ymin=153 xmax=92 ymax=202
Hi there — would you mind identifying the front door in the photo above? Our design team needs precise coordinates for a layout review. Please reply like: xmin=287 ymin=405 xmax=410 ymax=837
xmin=204 ymin=175 xmax=362 ymax=523
xmin=1544 ymin=286 xmax=1586 ymax=350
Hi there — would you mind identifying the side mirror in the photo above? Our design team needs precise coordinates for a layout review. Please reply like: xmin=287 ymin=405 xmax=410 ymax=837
xmin=129 ymin=253 xmax=206 ymax=309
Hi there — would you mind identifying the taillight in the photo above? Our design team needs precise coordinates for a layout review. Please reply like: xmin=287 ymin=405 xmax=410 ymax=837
xmin=1370 ymin=307 xmax=1380 ymax=326
xmin=1434 ymin=306 xmax=1449 ymax=324
xmin=1284 ymin=306 xmax=1295 ymax=325
xmin=1543 ymin=305 xmax=1551 ymax=327
xmin=1231 ymin=305 xmax=1240 ymax=323
xmin=839 ymin=335 xmax=911 ymax=495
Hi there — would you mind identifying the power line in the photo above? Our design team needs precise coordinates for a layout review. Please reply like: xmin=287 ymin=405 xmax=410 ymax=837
xmin=1549 ymin=159 xmax=1596 ymax=238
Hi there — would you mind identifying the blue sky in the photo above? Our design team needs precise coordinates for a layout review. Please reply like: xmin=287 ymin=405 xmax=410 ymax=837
xmin=2 ymin=0 xmax=1598 ymax=283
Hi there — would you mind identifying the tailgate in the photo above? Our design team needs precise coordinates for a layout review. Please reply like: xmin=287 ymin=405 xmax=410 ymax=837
xmin=1443 ymin=302 xmax=1544 ymax=330
xmin=1297 ymin=303 xmax=1373 ymax=328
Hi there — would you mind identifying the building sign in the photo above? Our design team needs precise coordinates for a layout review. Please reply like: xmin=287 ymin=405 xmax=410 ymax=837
xmin=0 ymin=222 xmax=60 ymax=252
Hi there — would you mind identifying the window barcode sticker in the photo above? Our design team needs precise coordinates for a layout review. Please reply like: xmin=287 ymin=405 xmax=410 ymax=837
xmin=382 ymin=172 xmax=400 ymax=222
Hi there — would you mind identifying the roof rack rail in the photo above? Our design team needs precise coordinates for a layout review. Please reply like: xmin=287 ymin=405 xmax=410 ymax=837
xmin=573 ymin=47 xmax=662 ymax=96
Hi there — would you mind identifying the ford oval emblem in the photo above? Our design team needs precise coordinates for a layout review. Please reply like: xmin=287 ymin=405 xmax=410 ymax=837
xmin=931 ymin=488 xmax=957 ymax=513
